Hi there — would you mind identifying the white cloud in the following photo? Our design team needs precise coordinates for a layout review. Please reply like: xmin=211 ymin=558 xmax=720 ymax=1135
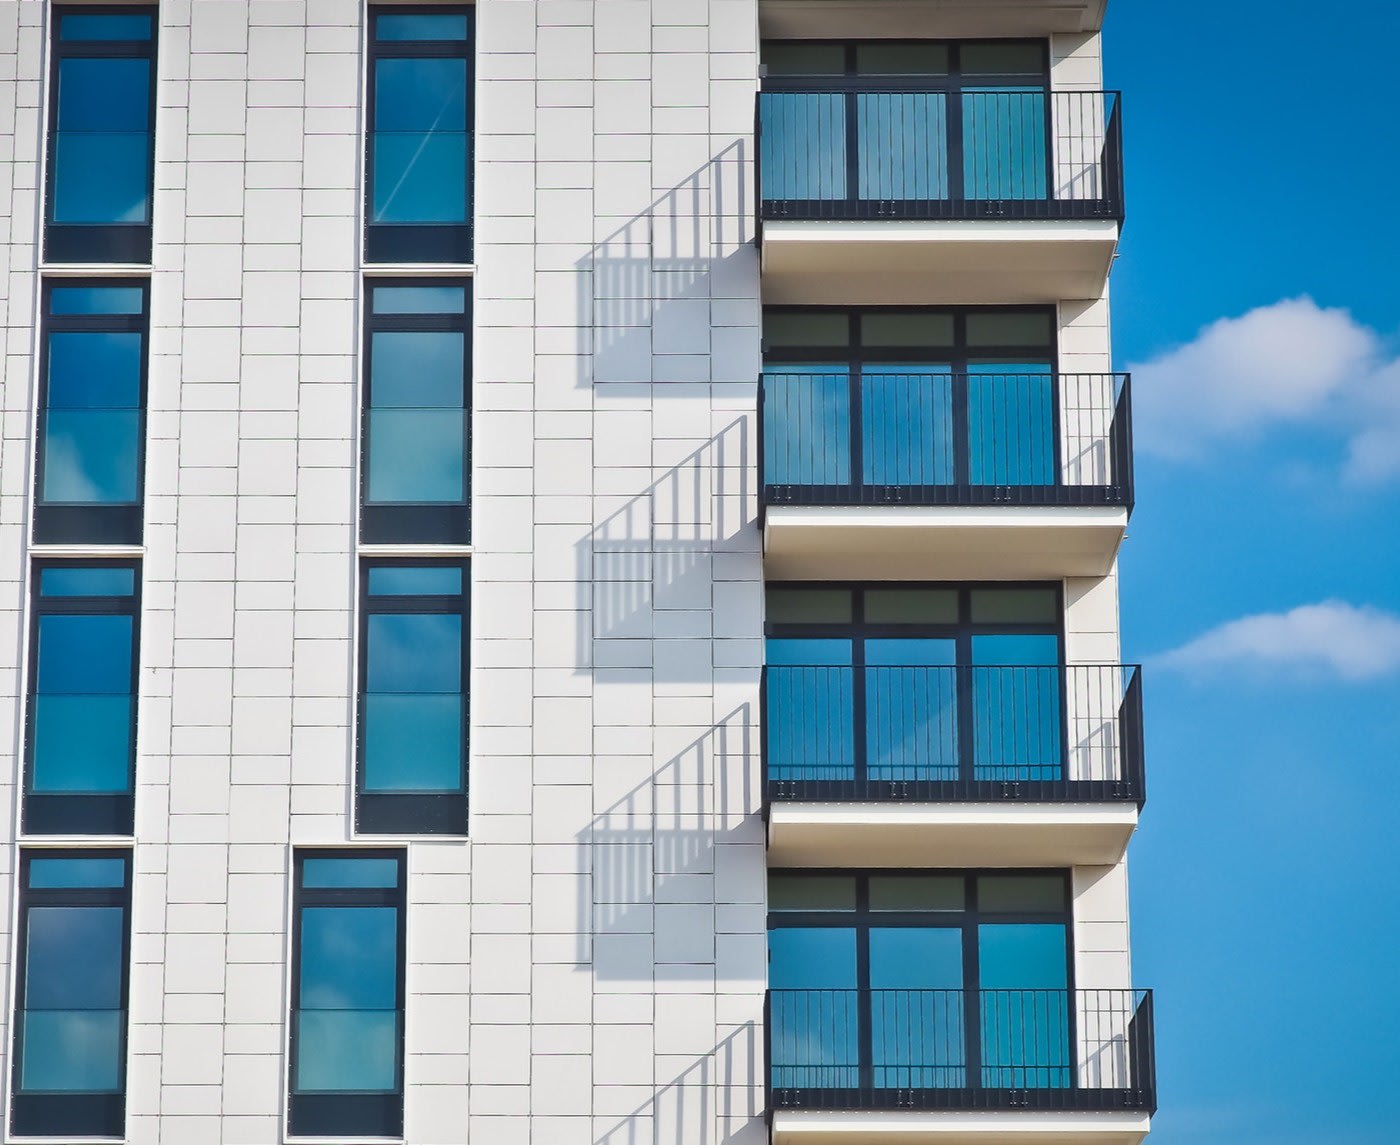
xmin=1129 ymin=297 xmax=1400 ymax=483
xmin=1154 ymin=601 xmax=1400 ymax=681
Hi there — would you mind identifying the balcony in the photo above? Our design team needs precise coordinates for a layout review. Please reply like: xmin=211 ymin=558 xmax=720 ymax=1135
xmin=767 ymin=989 xmax=1155 ymax=1144
xmin=760 ymin=372 xmax=1133 ymax=580
xmin=757 ymin=88 xmax=1123 ymax=305
xmin=763 ymin=664 xmax=1143 ymax=868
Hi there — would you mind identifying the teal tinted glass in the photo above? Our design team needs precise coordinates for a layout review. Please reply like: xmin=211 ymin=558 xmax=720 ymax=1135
xmin=367 ymin=566 xmax=463 ymax=596
xmin=39 ymin=566 xmax=135 ymax=597
xmin=28 ymin=857 xmax=126 ymax=889
xmin=376 ymin=12 xmax=469 ymax=41
xmin=49 ymin=286 xmax=144 ymax=315
xmin=303 ymin=857 xmax=400 ymax=889
xmin=372 ymin=285 xmax=467 ymax=315
xmin=60 ymin=13 xmax=152 ymax=40
xmin=373 ymin=57 xmax=468 ymax=224
xmin=52 ymin=57 xmax=152 ymax=225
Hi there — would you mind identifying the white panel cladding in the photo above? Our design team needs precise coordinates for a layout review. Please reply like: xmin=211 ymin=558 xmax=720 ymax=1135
xmin=472 ymin=0 xmax=766 ymax=1141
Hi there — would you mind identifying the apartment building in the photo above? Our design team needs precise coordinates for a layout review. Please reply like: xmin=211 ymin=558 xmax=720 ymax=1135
xmin=0 ymin=0 xmax=1153 ymax=1143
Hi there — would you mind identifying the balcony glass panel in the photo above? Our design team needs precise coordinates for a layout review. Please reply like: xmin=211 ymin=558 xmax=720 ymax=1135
xmin=865 ymin=638 xmax=957 ymax=783
xmin=762 ymin=366 xmax=852 ymax=488
xmin=971 ymin=634 xmax=1062 ymax=782
xmin=966 ymin=364 xmax=1054 ymax=486
xmin=765 ymin=639 xmax=855 ymax=783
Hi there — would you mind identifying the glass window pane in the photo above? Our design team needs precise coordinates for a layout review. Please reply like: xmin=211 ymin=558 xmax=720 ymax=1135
xmin=60 ymin=13 xmax=152 ymax=40
xmin=32 ymin=694 xmax=133 ymax=793
xmin=367 ymin=409 xmax=465 ymax=504
xmin=768 ymin=927 xmax=858 ymax=987
xmin=765 ymin=588 xmax=853 ymax=625
xmin=296 ymin=1010 xmax=399 ymax=1092
xmin=367 ymin=566 xmax=463 ymax=596
xmin=768 ymin=875 xmax=856 ymax=912
xmin=38 ymin=614 xmax=133 ymax=693
xmin=978 ymin=876 xmax=1067 ymax=914
xmin=366 ymin=614 xmax=461 ymax=693
xmin=764 ymin=311 xmax=850 ymax=348
xmin=869 ymin=927 xmax=963 ymax=988
xmin=302 ymin=857 xmax=400 ymax=889
xmin=43 ymin=409 xmax=141 ymax=504
xmin=300 ymin=906 xmax=398 ymax=1010
xmin=39 ymin=566 xmax=135 ymax=597
xmin=865 ymin=638 xmax=956 ymax=666
xmin=372 ymin=285 xmax=467 ymax=315
xmin=758 ymin=91 xmax=847 ymax=201
xmin=28 ymin=857 xmax=126 ymax=889
xmin=762 ymin=366 xmax=852 ymax=488
xmin=969 ymin=588 xmax=1058 ymax=625
xmin=761 ymin=43 xmax=846 ymax=76
xmin=371 ymin=331 xmax=464 ymax=407
xmin=49 ymin=286 xmax=144 ymax=315
xmin=47 ymin=331 xmax=142 ymax=408
xmin=20 ymin=1010 xmax=123 ymax=1092
xmin=53 ymin=58 xmax=151 ymax=226
xmin=960 ymin=42 xmax=1045 ymax=76
xmin=869 ymin=876 xmax=964 ymax=912
xmin=856 ymin=43 xmax=950 ymax=75
xmin=373 ymin=58 xmax=468 ymax=224
xmin=765 ymin=637 xmax=852 ymax=667
xmin=363 ymin=694 xmax=464 ymax=792
xmin=376 ymin=12 xmax=469 ymax=41
xmin=859 ymin=365 xmax=954 ymax=486
xmin=26 ymin=907 xmax=124 ymax=1009
xmin=865 ymin=589 xmax=958 ymax=624
xmin=861 ymin=312 xmax=955 ymax=348
xmin=965 ymin=311 xmax=1053 ymax=347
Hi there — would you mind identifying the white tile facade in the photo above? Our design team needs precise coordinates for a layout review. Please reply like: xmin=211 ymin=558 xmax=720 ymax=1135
xmin=0 ymin=1 xmax=1140 ymax=1142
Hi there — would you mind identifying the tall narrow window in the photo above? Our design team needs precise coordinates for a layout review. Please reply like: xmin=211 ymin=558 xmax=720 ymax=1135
xmin=46 ymin=8 xmax=156 ymax=263
xmin=11 ymin=850 xmax=132 ymax=1138
xmin=362 ymin=281 xmax=471 ymax=543
xmin=25 ymin=562 xmax=141 ymax=836
xmin=358 ymin=561 xmax=469 ymax=834
xmin=35 ymin=280 xmax=149 ymax=545
xmin=366 ymin=7 xmax=473 ymax=263
xmin=290 ymin=851 xmax=406 ymax=1138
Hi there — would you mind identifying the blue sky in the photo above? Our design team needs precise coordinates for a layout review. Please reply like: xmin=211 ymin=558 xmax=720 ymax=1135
xmin=1104 ymin=4 xmax=1400 ymax=1142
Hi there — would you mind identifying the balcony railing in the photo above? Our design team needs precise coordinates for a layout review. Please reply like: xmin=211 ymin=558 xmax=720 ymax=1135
xmin=763 ymin=664 xmax=1144 ymax=805
xmin=757 ymin=87 xmax=1123 ymax=221
xmin=760 ymin=371 xmax=1133 ymax=510
xmin=766 ymin=988 xmax=1156 ymax=1114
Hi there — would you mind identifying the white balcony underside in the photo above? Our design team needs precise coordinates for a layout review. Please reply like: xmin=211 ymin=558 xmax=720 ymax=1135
xmin=760 ymin=220 xmax=1119 ymax=307
xmin=771 ymin=1109 xmax=1150 ymax=1145
xmin=759 ymin=0 xmax=1108 ymax=38
xmin=763 ymin=505 xmax=1128 ymax=581
xmin=768 ymin=803 xmax=1138 ymax=868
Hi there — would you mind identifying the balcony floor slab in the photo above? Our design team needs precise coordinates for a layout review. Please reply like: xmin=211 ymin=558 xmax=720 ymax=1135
xmin=767 ymin=802 xmax=1138 ymax=868
xmin=771 ymin=1109 xmax=1150 ymax=1145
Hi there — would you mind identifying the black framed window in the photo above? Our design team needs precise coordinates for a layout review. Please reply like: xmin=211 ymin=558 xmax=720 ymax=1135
xmin=45 ymin=7 xmax=157 ymax=263
xmin=762 ymin=306 xmax=1057 ymax=493
xmin=362 ymin=280 xmax=471 ymax=543
xmin=765 ymin=583 xmax=1065 ymax=787
xmin=34 ymin=280 xmax=149 ymax=544
xmin=25 ymin=561 xmax=141 ymax=836
xmin=290 ymin=851 xmax=406 ymax=1138
xmin=11 ymin=849 xmax=132 ymax=1138
xmin=366 ymin=7 xmax=473 ymax=263
xmin=768 ymin=870 xmax=1073 ymax=1092
xmin=357 ymin=561 xmax=469 ymax=835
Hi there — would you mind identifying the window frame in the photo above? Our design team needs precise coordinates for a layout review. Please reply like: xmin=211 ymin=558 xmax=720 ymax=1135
xmin=288 ymin=849 xmax=407 ymax=1138
xmin=33 ymin=277 xmax=150 ymax=545
xmin=364 ymin=5 xmax=475 ymax=264
xmin=360 ymin=278 xmax=473 ymax=544
xmin=356 ymin=558 xmax=471 ymax=836
xmin=44 ymin=5 xmax=158 ymax=264
xmin=11 ymin=847 xmax=133 ymax=1139
xmin=24 ymin=559 xmax=142 ymax=836
xmin=760 ymin=38 xmax=1051 ymax=87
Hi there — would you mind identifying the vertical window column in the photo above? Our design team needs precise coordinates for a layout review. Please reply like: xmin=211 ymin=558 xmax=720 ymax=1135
xmin=366 ymin=7 xmax=474 ymax=263
xmin=290 ymin=851 xmax=407 ymax=1138
xmin=25 ymin=562 xmax=141 ymax=836
xmin=362 ymin=281 xmax=471 ymax=543
xmin=357 ymin=562 xmax=469 ymax=835
xmin=34 ymin=281 xmax=149 ymax=544
xmin=11 ymin=851 xmax=132 ymax=1138
xmin=45 ymin=8 xmax=157 ymax=264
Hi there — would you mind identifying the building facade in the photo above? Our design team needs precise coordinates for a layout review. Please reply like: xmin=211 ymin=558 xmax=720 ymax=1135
xmin=0 ymin=1 xmax=1151 ymax=1143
